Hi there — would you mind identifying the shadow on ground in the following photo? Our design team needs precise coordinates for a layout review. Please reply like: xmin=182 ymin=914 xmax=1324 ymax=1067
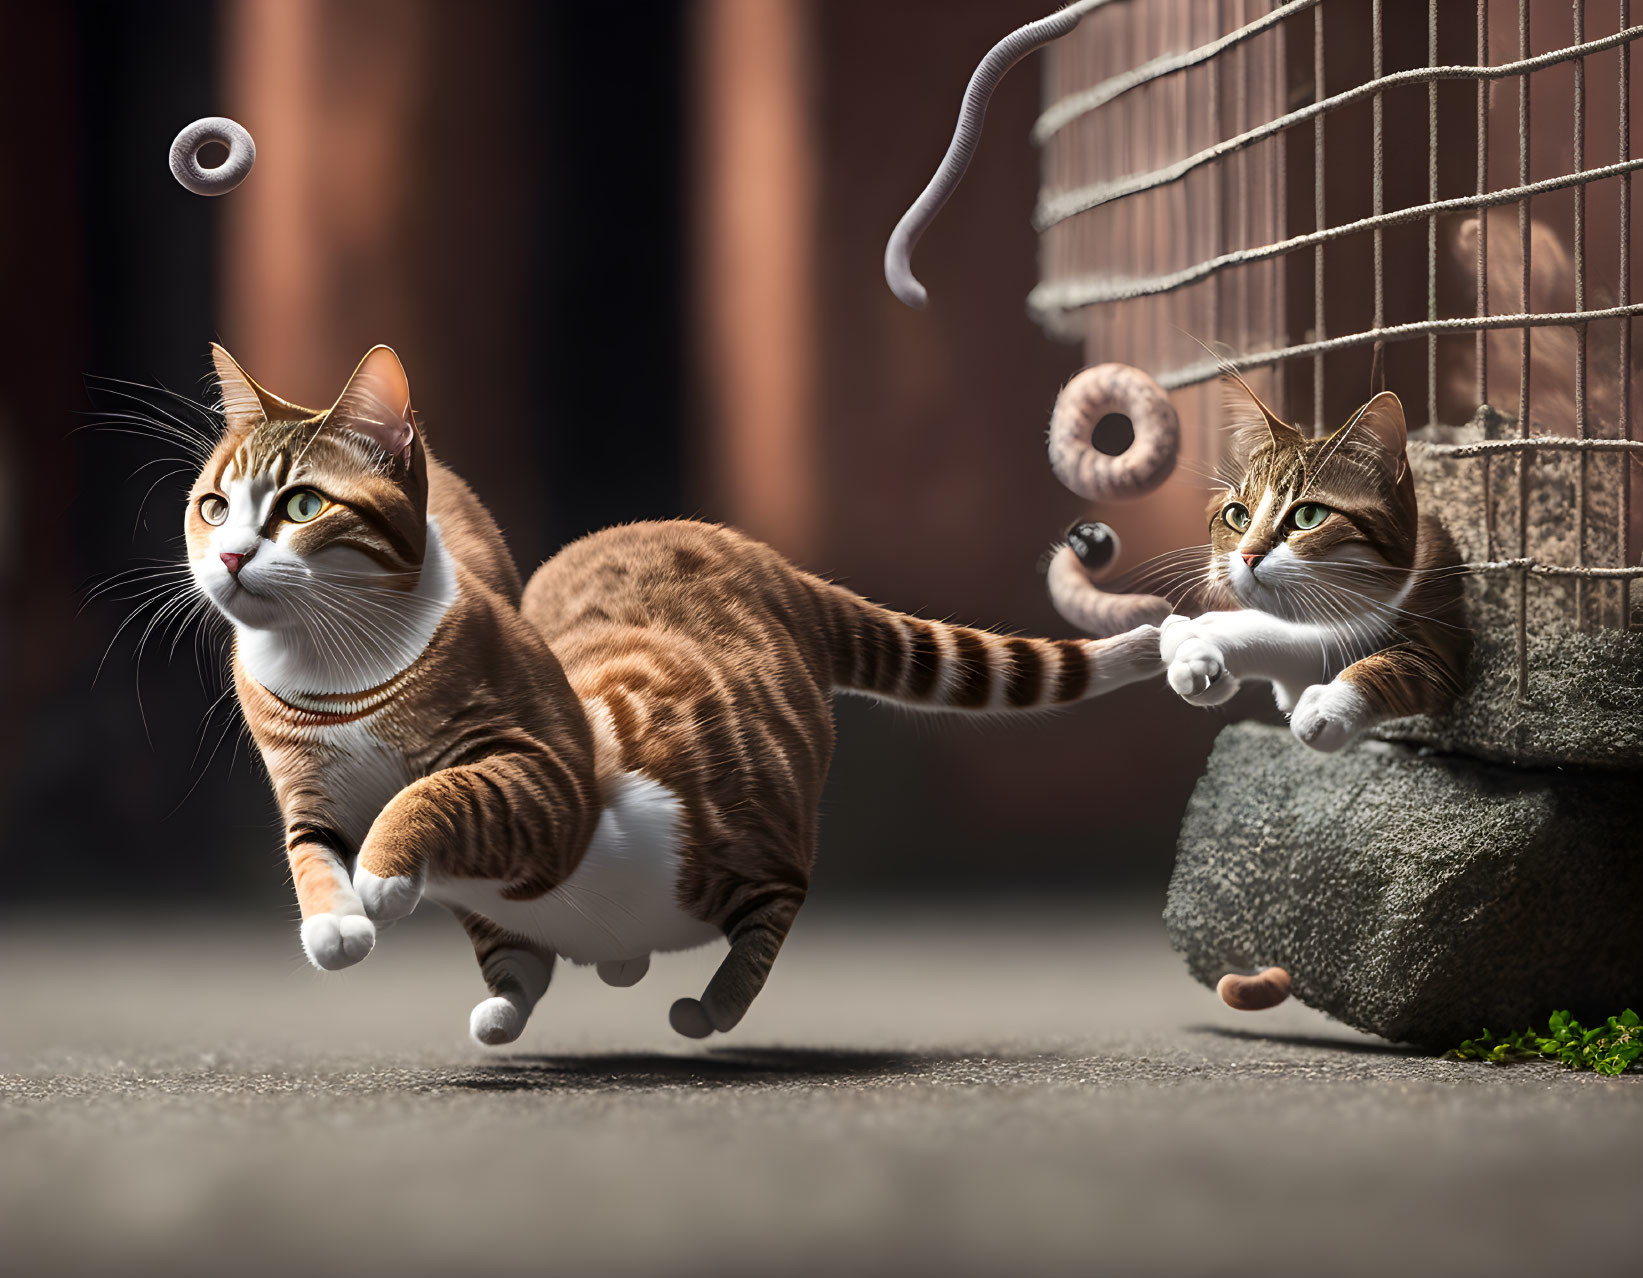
xmin=1184 ymin=1024 xmax=1416 ymax=1057
xmin=450 ymin=1045 xmax=960 ymax=1092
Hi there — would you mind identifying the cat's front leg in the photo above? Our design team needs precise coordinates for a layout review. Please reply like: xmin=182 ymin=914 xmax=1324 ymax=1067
xmin=1288 ymin=680 xmax=1375 ymax=753
xmin=1159 ymin=613 xmax=1241 ymax=706
xmin=286 ymin=827 xmax=376 ymax=971
xmin=353 ymin=751 xmax=589 ymax=923
xmin=1290 ymin=644 xmax=1458 ymax=753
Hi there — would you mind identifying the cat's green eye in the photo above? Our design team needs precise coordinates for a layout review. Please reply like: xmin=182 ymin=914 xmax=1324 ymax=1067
xmin=1223 ymin=502 xmax=1252 ymax=532
xmin=1287 ymin=502 xmax=1331 ymax=531
xmin=284 ymin=488 xmax=327 ymax=523
xmin=199 ymin=494 xmax=228 ymax=526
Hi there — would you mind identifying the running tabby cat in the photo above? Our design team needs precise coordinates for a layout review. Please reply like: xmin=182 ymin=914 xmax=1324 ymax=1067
xmin=187 ymin=344 xmax=1163 ymax=1044
xmin=1161 ymin=377 xmax=1468 ymax=751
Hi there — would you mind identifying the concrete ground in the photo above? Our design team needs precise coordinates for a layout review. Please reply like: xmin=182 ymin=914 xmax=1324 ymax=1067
xmin=1 ymin=901 xmax=1637 ymax=1278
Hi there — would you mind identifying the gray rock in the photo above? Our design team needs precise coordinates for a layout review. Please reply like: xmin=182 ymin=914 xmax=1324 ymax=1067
xmin=1164 ymin=722 xmax=1643 ymax=1048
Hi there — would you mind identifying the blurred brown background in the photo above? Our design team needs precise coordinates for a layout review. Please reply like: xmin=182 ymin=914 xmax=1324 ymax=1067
xmin=0 ymin=0 xmax=1221 ymax=910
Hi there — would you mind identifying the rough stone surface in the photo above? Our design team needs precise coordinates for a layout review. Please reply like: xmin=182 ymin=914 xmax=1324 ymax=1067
xmin=1377 ymin=618 xmax=1643 ymax=769
xmin=1165 ymin=722 xmax=1643 ymax=1048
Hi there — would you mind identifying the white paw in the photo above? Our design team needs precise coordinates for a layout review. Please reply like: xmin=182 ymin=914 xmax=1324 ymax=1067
xmin=669 ymin=997 xmax=714 ymax=1039
xmin=1289 ymin=682 xmax=1373 ymax=753
xmin=354 ymin=865 xmax=423 ymax=923
xmin=597 ymin=955 xmax=651 ymax=988
xmin=470 ymin=996 xmax=526 ymax=1047
xmin=1158 ymin=613 xmax=1207 ymax=663
xmin=1166 ymin=636 xmax=1240 ymax=706
xmin=301 ymin=913 xmax=375 ymax=971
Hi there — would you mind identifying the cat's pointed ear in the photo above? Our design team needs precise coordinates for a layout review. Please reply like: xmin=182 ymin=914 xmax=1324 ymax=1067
xmin=327 ymin=345 xmax=416 ymax=465
xmin=211 ymin=343 xmax=306 ymax=433
xmin=1345 ymin=391 xmax=1408 ymax=455
xmin=1220 ymin=373 xmax=1303 ymax=448
xmin=1337 ymin=391 xmax=1408 ymax=482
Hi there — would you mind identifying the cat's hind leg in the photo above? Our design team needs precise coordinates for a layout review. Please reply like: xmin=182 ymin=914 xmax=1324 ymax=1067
xmin=461 ymin=913 xmax=555 ymax=1047
xmin=670 ymin=887 xmax=805 ymax=1039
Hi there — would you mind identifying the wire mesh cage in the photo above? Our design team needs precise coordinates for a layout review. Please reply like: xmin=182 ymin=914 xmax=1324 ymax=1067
xmin=1034 ymin=0 xmax=1642 ymax=725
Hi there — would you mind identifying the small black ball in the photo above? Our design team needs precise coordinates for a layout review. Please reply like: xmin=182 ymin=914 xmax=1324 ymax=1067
xmin=1066 ymin=521 xmax=1116 ymax=572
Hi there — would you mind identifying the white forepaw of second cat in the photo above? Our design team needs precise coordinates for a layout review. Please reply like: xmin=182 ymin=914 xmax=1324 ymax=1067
xmin=301 ymin=912 xmax=376 ymax=971
xmin=354 ymin=865 xmax=424 ymax=923
xmin=1289 ymin=681 xmax=1372 ymax=753
xmin=1159 ymin=615 xmax=1240 ymax=706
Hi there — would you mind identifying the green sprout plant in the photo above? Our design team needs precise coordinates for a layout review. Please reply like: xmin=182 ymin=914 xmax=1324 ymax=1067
xmin=1447 ymin=1009 xmax=1643 ymax=1075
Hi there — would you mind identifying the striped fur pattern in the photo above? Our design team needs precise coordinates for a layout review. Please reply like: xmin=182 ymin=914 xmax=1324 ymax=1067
xmin=1161 ymin=377 xmax=1468 ymax=752
xmin=187 ymin=345 xmax=1163 ymax=1043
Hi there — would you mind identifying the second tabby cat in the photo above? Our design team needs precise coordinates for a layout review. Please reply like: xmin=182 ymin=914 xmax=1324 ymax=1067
xmin=188 ymin=343 xmax=1163 ymax=1045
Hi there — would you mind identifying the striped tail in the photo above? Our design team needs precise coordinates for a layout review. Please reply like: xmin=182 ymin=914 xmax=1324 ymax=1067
xmin=807 ymin=578 xmax=1162 ymax=711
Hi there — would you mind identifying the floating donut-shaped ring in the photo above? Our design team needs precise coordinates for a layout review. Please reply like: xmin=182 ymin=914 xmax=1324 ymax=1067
xmin=1048 ymin=363 xmax=1179 ymax=503
xmin=169 ymin=117 xmax=256 ymax=196
xmin=1044 ymin=363 xmax=1179 ymax=637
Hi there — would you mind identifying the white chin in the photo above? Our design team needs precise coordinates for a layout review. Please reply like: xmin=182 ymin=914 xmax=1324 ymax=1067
xmin=203 ymin=581 xmax=282 ymax=629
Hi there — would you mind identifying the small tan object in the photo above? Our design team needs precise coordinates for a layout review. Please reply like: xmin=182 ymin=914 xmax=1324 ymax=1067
xmin=1217 ymin=966 xmax=1292 ymax=1011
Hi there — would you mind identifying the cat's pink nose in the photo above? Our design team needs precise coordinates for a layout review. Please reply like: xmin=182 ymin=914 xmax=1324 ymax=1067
xmin=220 ymin=550 xmax=253 ymax=575
xmin=1242 ymin=552 xmax=1264 ymax=569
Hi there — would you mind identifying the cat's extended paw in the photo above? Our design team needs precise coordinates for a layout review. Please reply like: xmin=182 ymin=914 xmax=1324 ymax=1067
xmin=301 ymin=912 xmax=376 ymax=971
xmin=1157 ymin=613 xmax=1204 ymax=663
xmin=470 ymin=996 xmax=527 ymax=1047
xmin=1290 ymin=681 xmax=1372 ymax=752
xmin=1166 ymin=636 xmax=1240 ymax=706
xmin=354 ymin=865 xmax=423 ymax=923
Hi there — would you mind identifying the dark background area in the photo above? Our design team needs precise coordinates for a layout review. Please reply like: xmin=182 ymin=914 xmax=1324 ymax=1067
xmin=0 ymin=0 xmax=1217 ymax=912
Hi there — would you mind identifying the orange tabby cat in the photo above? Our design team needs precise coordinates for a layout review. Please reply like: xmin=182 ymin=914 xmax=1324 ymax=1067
xmin=187 ymin=344 xmax=1163 ymax=1044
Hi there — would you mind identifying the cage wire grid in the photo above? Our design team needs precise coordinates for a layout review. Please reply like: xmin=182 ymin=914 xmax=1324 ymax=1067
xmin=1034 ymin=0 xmax=1642 ymax=700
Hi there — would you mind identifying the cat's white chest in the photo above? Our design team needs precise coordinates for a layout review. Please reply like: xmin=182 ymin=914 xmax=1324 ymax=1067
xmin=425 ymin=771 xmax=720 ymax=965
xmin=309 ymin=722 xmax=415 ymax=850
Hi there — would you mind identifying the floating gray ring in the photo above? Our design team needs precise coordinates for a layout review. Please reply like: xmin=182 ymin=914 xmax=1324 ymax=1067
xmin=1047 ymin=363 xmax=1179 ymax=503
xmin=1043 ymin=363 xmax=1180 ymax=637
xmin=169 ymin=117 xmax=256 ymax=196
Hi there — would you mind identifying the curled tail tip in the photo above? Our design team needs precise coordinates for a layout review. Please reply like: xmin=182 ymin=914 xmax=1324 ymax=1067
xmin=1047 ymin=543 xmax=1171 ymax=637
xmin=892 ymin=280 xmax=929 ymax=309
xmin=885 ymin=233 xmax=930 ymax=308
